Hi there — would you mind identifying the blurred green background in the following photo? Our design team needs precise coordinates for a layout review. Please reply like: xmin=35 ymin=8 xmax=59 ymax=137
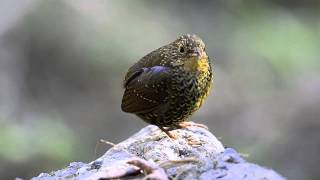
xmin=0 ymin=0 xmax=319 ymax=179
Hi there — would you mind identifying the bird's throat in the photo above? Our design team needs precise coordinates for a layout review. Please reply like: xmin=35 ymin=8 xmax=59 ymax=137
xmin=183 ymin=57 xmax=209 ymax=73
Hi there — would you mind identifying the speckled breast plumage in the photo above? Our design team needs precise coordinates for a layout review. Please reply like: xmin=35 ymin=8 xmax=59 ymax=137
xmin=137 ymin=64 xmax=212 ymax=127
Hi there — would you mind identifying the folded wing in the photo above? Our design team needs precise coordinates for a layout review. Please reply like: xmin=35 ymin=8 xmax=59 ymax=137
xmin=121 ymin=66 xmax=171 ymax=114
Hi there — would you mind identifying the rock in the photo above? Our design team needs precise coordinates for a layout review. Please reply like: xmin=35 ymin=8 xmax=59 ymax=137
xmin=32 ymin=124 xmax=285 ymax=180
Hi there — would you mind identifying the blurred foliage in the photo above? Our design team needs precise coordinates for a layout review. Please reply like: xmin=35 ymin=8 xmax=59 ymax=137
xmin=234 ymin=3 xmax=320 ymax=74
xmin=0 ymin=118 xmax=75 ymax=162
xmin=0 ymin=0 xmax=319 ymax=179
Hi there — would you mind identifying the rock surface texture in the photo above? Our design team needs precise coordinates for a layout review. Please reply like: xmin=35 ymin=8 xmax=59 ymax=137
xmin=32 ymin=125 xmax=285 ymax=180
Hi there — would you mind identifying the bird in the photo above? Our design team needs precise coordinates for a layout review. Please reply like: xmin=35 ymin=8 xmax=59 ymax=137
xmin=121 ymin=34 xmax=213 ymax=139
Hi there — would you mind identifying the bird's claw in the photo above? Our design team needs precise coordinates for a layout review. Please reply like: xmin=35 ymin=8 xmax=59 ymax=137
xmin=186 ymin=136 xmax=203 ymax=147
xmin=178 ymin=121 xmax=208 ymax=130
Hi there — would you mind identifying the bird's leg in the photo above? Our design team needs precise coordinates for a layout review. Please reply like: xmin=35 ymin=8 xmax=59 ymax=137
xmin=178 ymin=121 xmax=208 ymax=130
xmin=158 ymin=126 xmax=178 ymax=139
xmin=177 ymin=121 xmax=207 ymax=147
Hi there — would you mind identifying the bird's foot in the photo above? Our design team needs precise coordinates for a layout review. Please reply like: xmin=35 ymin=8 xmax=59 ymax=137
xmin=178 ymin=121 xmax=208 ymax=130
xmin=186 ymin=136 xmax=203 ymax=147
xmin=158 ymin=126 xmax=178 ymax=140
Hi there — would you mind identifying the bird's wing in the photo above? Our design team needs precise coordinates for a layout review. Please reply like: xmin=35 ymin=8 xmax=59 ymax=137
xmin=121 ymin=66 xmax=171 ymax=114
xmin=123 ymin=47 xmax=165 ymax=87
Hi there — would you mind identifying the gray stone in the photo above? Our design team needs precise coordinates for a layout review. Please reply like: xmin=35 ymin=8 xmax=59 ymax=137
xmin=32 ymin=125 xmax=285 ymax=180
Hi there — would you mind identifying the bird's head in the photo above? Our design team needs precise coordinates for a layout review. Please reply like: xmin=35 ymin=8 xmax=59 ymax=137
xmin=170 ymin=34 xmax=209 ymax=72
xmin=174 ymin=34 xmax=207 ymax=58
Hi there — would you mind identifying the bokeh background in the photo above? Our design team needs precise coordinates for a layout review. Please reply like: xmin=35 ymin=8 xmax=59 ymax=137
xmin=0 ymin=0 xmax=319 ymax=179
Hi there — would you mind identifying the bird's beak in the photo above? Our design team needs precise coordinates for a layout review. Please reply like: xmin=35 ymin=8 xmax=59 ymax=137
xmin=189 ymin=47 xmax=206 ymax=59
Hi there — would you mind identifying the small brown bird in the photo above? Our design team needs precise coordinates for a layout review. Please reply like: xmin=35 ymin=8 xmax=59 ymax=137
xmin=121 ymin=34 xmax=213 ymax=138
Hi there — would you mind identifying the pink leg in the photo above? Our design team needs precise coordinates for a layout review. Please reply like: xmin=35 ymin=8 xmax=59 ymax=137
xmin=158 ymin=126 xmax=178 ymax=139
xmin=178 ymin=121 xmax=208 ymax=129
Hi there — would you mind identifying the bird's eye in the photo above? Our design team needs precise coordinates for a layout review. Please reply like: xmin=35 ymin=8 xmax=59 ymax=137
xmin=179 ymin=46 xmax=185 ymax=53
xmin=203 ymin=47 xmax=206 ymax=51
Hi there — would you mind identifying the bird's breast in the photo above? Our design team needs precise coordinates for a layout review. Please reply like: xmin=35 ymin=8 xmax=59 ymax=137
xmin=169 ymin=66 xmax=212 ymax=115
xmin=183 ymin=57 xmax=210 ymax=73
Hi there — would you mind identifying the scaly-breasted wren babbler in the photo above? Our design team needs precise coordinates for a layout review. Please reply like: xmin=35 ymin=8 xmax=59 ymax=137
xmin=121 ymin=34 xmax=213 ymax=138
